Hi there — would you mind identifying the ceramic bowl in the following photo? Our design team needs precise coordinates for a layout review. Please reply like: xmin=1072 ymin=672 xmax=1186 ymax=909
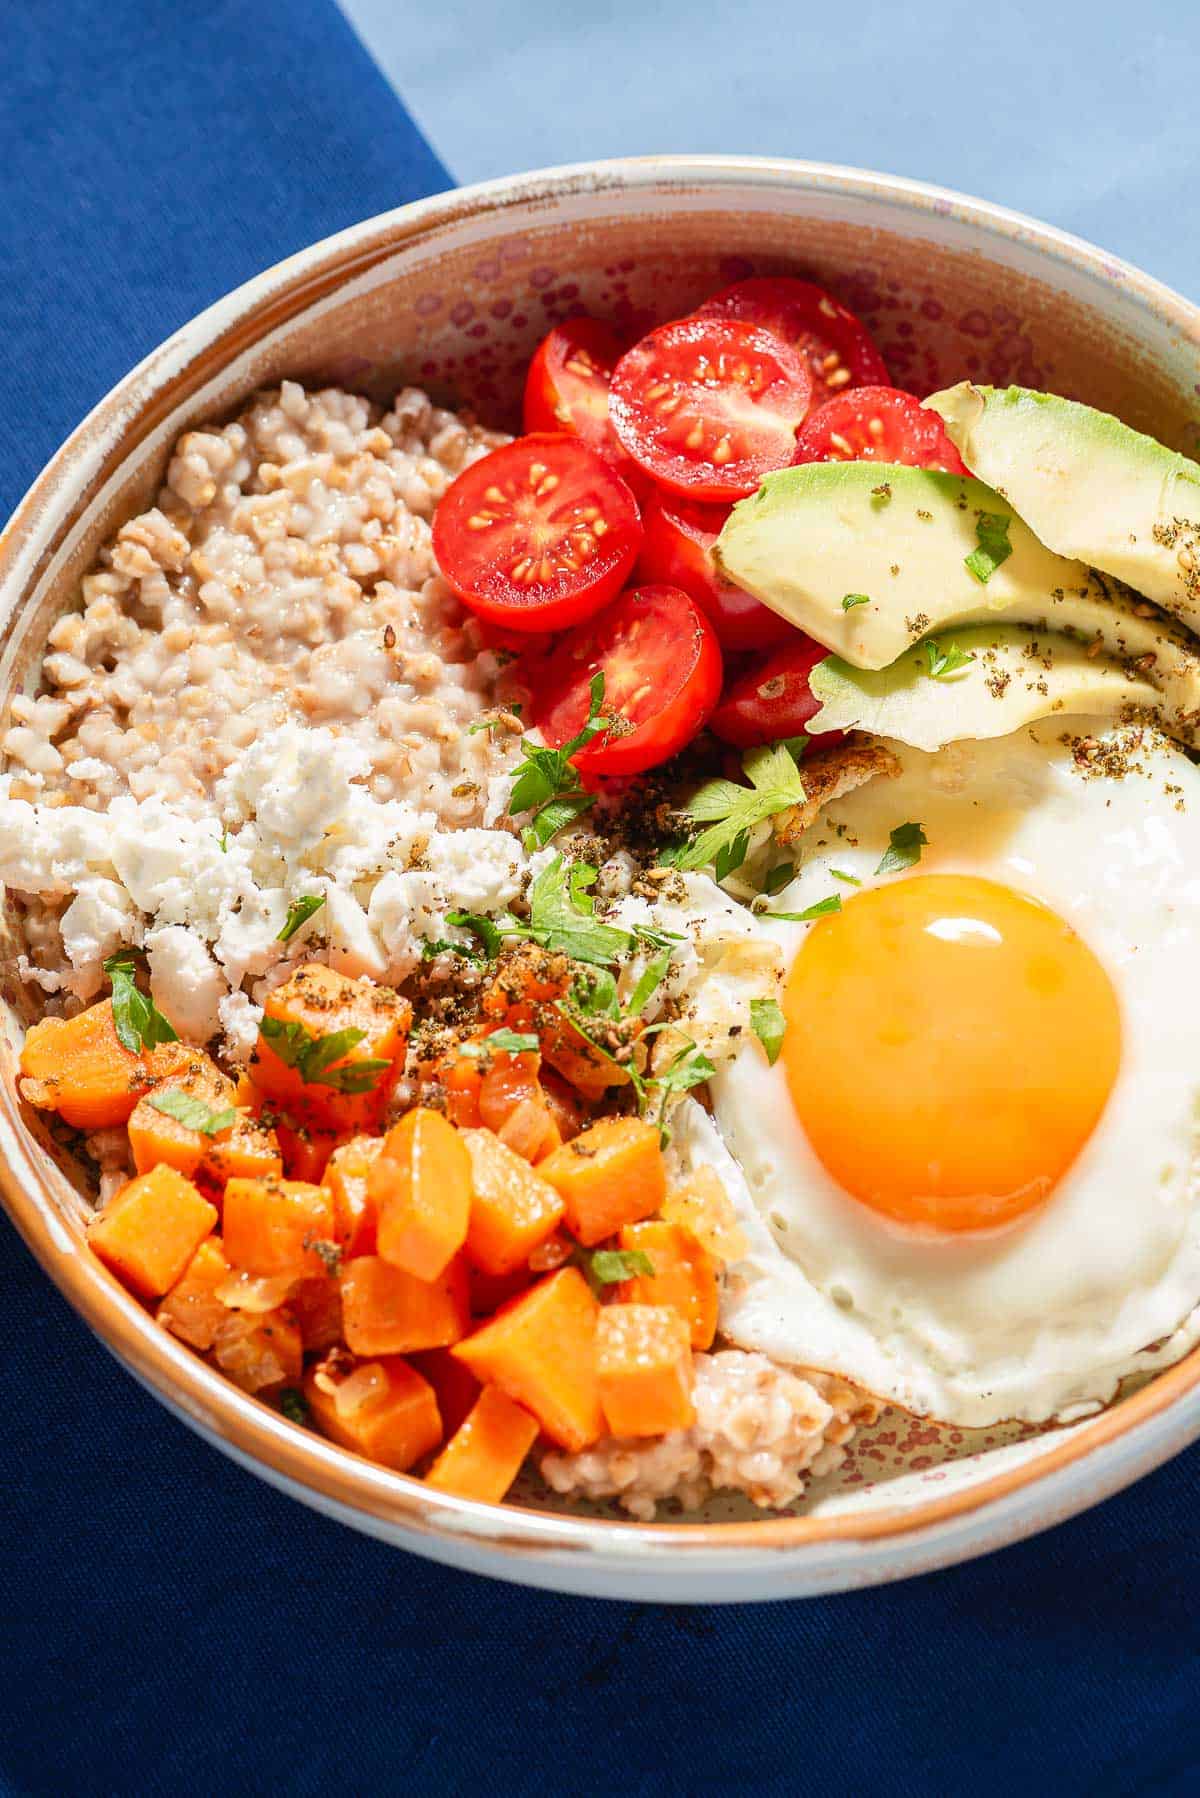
xmin=3 ymin=156 xmax=1199 ymax=1603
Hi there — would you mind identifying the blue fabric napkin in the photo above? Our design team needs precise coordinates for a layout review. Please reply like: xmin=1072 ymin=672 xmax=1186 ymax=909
xmin=2 ymin=5 xmax=1199 ymax=1794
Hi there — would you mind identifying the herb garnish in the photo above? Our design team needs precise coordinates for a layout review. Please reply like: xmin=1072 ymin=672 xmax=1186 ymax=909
xmin=830 ymin=868 xmax=862 ymax=886
xmin=147 ymin=1089 xmax=237 ymax=1136
xmin=676 ymin=741 xmax=807 ymax=875
xmin=842 ymin=592 xmax=871 ymax=611
xmin=420 ymin=937 xmax=484 ymax=963
xmin=589 ymin=1248 xmax=655 ymax=1285
xmin=749 ymin=997 xmax=787 ymax=1065
xmin=507 ymin=673 xmax=615 ymax=848
xmin=259 ymin=1017 xmax=390 ymax=1094
xmin=765 ymin=894 xmax=843 ymax=922
xmin=964 ymin=511 xmax=1012 ymax=584
xmin=279 ymin=1388 xmax=309 ymax=1426
xmin=876 ymin=821 xmax=928 ymax=876
xmin=468 ymin=704 xmax=522 ymax=734
xmin=525 ymin=855 xmax=632 ymax=968
xmin=764 ymin=861 xmax=795 ymax=895
xmin=922 ymin=637 xmax=976 ymax=681
xmin=103 ymin=953 xmax=179 ymax=1054
xmin=277 ymin=894 xmax=326 ymax=943
xmin=460 ymin=1028 xmax=540 ymax=1058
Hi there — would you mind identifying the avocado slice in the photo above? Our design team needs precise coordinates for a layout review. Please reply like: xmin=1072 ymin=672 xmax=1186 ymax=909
xmin=714 ymin=461 xmax=1200 ymax=736
xmin=807 ymin=625 xmax=1160 ymax=752
xmin=925 ymin=383 xmax=1200 ymax=624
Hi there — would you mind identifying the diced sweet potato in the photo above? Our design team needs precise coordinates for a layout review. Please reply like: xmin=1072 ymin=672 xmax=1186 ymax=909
xmin=222 ymin=1176 xmax=336 ymax=1278
xmin=212 ymin=1305 xmax=303 ymax=1393
xmin=538 ymin=1117 xmax=667 ymax=1246
xmin=20 ymin=999 xmax=191 ymax=1130
xmin=274 ymin=1117 xmax=346 ymax=1184
xmin=304 ymin=1354 xmax=442 ymax=1472
xmin=409 ymin=1347 xmax=482 ymax=1439
xmin=290 ymin=1273 xmax=344 ymax=1353
xmin=453 ymin=1267 xmax=603 ymax=1451
xmin=468 ymin=1263 xmax=534 ymax=1317
xmin=156 ymin=1235 xmax=233 ymax=1349
xmin=250 ymin=962 xmax=411 ymax=1131
xmin=661 ymin=1166 xmax=748 ymax=1264
xmin=424 ymin=1385 xmax=539 ymax=1503
xmin=88 ymin=1165 xmax=218 ymax=1299
xmin=461 ymin=1128 xmax=565 ymax=1276
xmin=595 ymin=1303 xmax=695 ymax=1437
xmin=482 ymin=949 xmax=631 ymax=1099
xmin=617 ymin=1219 xmax=719 ymax=1350
xmin=339 ymin=1253 xmax=470 ymax=1355
xmin=326 ymin=1134 xmax=383 ymax=1256
xmin=372 ymin=1107 xmax=471 ymax=1282
xmin=128 ymin=1049 xmax=283 ymax=1187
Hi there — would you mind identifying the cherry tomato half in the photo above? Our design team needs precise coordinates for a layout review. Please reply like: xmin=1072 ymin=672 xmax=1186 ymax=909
xmin=636 ymin=485 xmax=795 ymax=652
xmin=791 ymin=385 xmax=968 ymax=473
xmin=609 ymin=317 xmax=813 ymax=502
xmin=710 ymin=637 xmax=832 ymax=748
xmin=534 ymin=584 xmax=723 ymax=777
xmin=431 ymin=434 xmax=642 ymax=632
xmin=697 ymin=276 xmax=890 ymax=408
xmin=522 ymin=318 xmax=628 ymax=467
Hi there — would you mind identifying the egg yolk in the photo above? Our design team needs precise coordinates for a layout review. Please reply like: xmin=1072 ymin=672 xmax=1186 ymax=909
xmin=782 ymin=874 xmax=1121 ymax=1233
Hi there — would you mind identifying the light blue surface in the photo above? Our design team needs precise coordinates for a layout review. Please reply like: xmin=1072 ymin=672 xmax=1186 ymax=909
xmin=343 ymin=0 xmax=1200 ymax=300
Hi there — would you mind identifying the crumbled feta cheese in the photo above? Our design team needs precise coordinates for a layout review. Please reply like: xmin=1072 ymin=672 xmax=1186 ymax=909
xmin=217 ymin=989 xmax=263 ymax=1063
xmin=213 ymin=888 xmax=291 ymax=988
xmin=322 ymin=882 xmax=388 ymax=981
xmin=59 ymin=878 xmax=139 ymax=995
xmin=0 ymin=799 xmax=112 ymax=895
xmin=216 ymin=723 xmax=372 ymax=852
xmin=146 ymin=925 xmax=228 ymax=1042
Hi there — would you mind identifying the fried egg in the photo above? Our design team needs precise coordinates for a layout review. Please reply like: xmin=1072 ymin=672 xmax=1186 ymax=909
xmin=688 ymin=720 xmax=1200 ymax=1425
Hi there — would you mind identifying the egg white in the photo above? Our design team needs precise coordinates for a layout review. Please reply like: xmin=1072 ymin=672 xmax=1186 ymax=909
xmin=696 ymin=720 xmax=1200 ymax=1425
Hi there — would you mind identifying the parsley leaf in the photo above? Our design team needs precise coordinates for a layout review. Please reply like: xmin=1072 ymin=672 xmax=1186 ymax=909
xmin=420 ymin=937 xmax=483 ymax=963
xmin=570 ymin=965 xmax=622 ymax=1020
xmin=714 ymin=830 xmax=751 ymax=882
xmin=764 ymin=861 xmax=795 ymax=895
xmin=259 ymin=1017 xmax=390 ymax=1094
xmin=765 ymin=894 xmax=842 ymax=922
xmin=627 ymin=948 xmax=672 ymax=1017
xmin=445 ymin=911 xmax=519 ymax=959
xmin=749 ymin=996 xmax=786 ymax=1065
xmin=147 ymin=1089 xmax=237 ymax=1136
xmin=676 ymin=742 xmax=807 ymax=874
xmin=521 ymin=789 xmax=595 ymax=849
xmin=590 ymin=1248 xmax=656 ymax=1285
xmin=276 ymin=894 xmax=326 ymax=943
xmin=507 ymin=673 xmax=615 ymax=845
xmin=649 ymin=1040 xmax=717 ymax=1139
xmin=922 ymin=637 xmax=976 ymax=681
xmin=830 ymin=868 xmax=862 ymax=886
xmin=964 ymin=511 xmax=1012 ymax=584
xmin=526 ymin=854 xmax=632 ymax=967
xmin=103 ymin=953 xmax=179 ymax=1055
xmin=467 ymin=705 xmax=522 ymax=734
xmin=461 ymin=1028 xmax=539 ymax=1057
xmin=842 ymin=592 xmax=871 ymax=611
xmin=279 ymin=1388 xmax=309 ymax=1426
xmin=876 ymin=821 xmax=928 ymax=876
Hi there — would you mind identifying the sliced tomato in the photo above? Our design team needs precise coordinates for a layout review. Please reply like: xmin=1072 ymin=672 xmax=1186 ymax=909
xmin=636 ymin=486 xmax=795 ymax=652
xmin=710 ymin=637 xmax=832 ymax=748
xmin=698 ymin=277 xmax=889 ymax=408
xmin=431 ymin=434 xmax=642 ymax=632
xmin=609 ymin=317 xmax=812 ymax=502
xmin=534 ymin=584 xmax=723 ymax=776
xmin=522 ymin=318 xmax=628 ymax=465
xmin=791 ymin=385 xmax=968 ymax=473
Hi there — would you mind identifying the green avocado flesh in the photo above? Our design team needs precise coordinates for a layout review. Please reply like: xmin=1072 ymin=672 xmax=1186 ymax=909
xmin=714 ymin=461 xmax=1200 ymax=738
xmin=925 ymin=382 xmax=1200 ymax=624
xmin=807 ymin=624 xmax=1161 ymax=752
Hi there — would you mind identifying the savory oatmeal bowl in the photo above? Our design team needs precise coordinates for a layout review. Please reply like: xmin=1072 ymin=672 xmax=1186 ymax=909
xmin=4 ymin=158 xmax=1200 ymax=1601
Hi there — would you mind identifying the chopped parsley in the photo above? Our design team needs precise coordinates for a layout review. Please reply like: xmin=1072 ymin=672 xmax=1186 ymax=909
xmin=276 ymin=894 xmax=326 ymax=943
xmin=589 ymin=1247 xmax=655 ymax=1285
xmin=147 ymin=1089 xmax=237 ymax=1136
xmin=507 ymin=673 xmax=614 ymax=847
xmin=278 ymin=1388 xmax=309 ymax=1426
xmin=676 ymin=741 xmax=807 ymax=875
xmin=842 ymin=592 xmax=871 ymax=611
xmin=922 ymin=637 xmax=976 ymax=681
xmin=420 ymin=937 xmax=484 ymax=963
xmin=876 ymin=821 xmax=928 ymax=876
xmin=259 ymin=1017 xmax=390 ymax=1094
xmin=460 ymin=1028 xmax=539 ymax=1057
xmin=964 ymin=511 xmax=1012 ymax=584
xmin=749 ymin=996 xmax=787 ymax=1065
xmin=829 ymin=868 xmax=862 ymax=886
xmin=765 ymin=894 xmax=843 ymax=922
xmin=103 ymin=953 xmax=179 ymax=1055
xmin=444 ymin=910 xmax=515 ymax=958
xmin=468 ymin=704 xmax=522 ymax=734
xmin=627 ymin=948 xmax=672 ymax=1016
xmin=525 ymin=854 xmax=632 ymax=968
xmin=764 ymin=861 xmax=795 ymax=895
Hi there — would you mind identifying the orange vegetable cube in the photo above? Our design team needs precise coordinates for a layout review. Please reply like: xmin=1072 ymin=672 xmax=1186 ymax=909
xmin=409 ymin=1347 xmax=482 ymax=1438
xmin=453 ymin=1267 xmax=603 ymax=1452
xmin=538 ymin=1116 xmax=667 ymax=1246
xmin=212 ymin=1305 xmax=303 ymax=1392
xmin=596 ymin=1304 xmax=695 ymax=1437
xmin=425 ymin=1385 xmax=539 ymax=1503
xmin=128 ymin=1049 xmax=283 ymax=1187
xmin=274 ymin=1117 xmax=347 ymax=1184
xmin=290 ymin=1273 xmax=344 ymax=1353
xmin=20 ymin=999 xmax=191 ymax=1130
xmin=222 ymin=1176 xmax=336 ymax=1278
xmin=156 ymin=1235 xmax=233 ymax=1349
xmin=304 ymin=1354 xmax=442 ymax=1472
xmin=326 ymin=1134 xmax=383 ymax=1256
xmin=461 ymin=1128 xmax=565 ymax=1276
xmin=482 ymin=951 xmax=630 ymax=1099
xmin=250 ymin=962 xmax=411 ymax=1131
xmin=339 ymin=1254 xmax=470 ymax=1355
xmin=372 ymin=1107 xmax=472 ymax=1282
xmin=661 ymin=1166 xmax=747 ymax=1264
xmin=617 ymin=1219 xmax=719 ymax=1350
xmin=88 ymin=1165 xmax=218 ymax=1299
xmin=468 ymin=1262 xmax=534 ymax=1318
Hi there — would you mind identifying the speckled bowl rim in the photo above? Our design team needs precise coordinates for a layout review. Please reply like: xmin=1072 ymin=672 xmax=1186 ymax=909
xmin=3 ymin=155 xmax=1199 ymax=1597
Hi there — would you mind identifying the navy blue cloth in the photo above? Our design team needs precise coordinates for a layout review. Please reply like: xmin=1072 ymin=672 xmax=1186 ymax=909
xmin=2 ymin=5 xmax=1199 ymax=1794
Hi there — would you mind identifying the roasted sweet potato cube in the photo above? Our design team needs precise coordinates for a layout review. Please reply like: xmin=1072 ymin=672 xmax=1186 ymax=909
xmin=88 ymin=1165 xmax=218 ymax=1299
xmin=453 ymin=1267 xmax=603 ymax=1452
xmin=222 ymin=1176 xmax=336 ymax=1278
xmin=617 ymin=1219 xmax=719 ymax=1349
xmin=156 ymin=1235 xmax=233 ymax=1350
xmin=249 ymin=962 xmax=410 ymax=1131
xmin=326 ymin=1134 xmax=384 ymax=1256
xmin=461 ymin=1128 xmax=564 ymax=1276
xmin=409 ymin=1347 xmax=482 ymax=1439
xmin=660 ymin=1167 xmax=748 ymax=1264
xmin=339 ymin=1253 xmax=470 ymax=1355
xmin=596 ymin=1303 xmax=695 ymax=1437
xmin=424 ymin=1385 xmax=539 ymax=1503
xmin=372 ymin=1108 xmax=472 ymax=1282
xmin=304 ymin=1354 xmax=442 ymax=1471
xmin=20 ymin=1000 xmax=191 ymax=1130
xmin=290 ymin=1273 xmax=344 ymax=1354
xmin=538 ymin=1117 xmax=666 ymax=1246
xmin=128 ymin=1049 xmax=283 ymax=1187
